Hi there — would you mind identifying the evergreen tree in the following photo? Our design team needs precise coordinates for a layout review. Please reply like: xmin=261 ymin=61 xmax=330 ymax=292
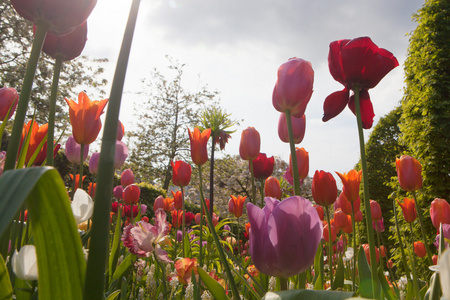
xmin=400 ymin=0 xmax=450 ymax=202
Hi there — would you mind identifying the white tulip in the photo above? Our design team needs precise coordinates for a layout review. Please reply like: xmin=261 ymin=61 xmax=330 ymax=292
xmin=12 ymin=245 xmax=38 ymax=281
xmin=71 ymin=189 xmax=94 ymax=224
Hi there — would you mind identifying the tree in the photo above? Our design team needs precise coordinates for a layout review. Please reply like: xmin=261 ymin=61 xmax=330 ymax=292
xmin=126 ymin=58 xmax=218 ymax=189
xmin=0 ymin=0 xmax=107 ymax=128
xmin=399 ymin=0 xmax=450 ymax=202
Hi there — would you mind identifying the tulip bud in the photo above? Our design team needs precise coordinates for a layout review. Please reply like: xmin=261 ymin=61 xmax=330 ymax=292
xmin=121 ymin=169 xmax=134 ymax=187
xmin=414 ymin=241 xmax=426 ymax=258
xmin=334 ymin=209 xmax=348 ymax=229
xmin=171 ymin=160 xmax=192 ymax=187
xmin=140 ymin=204 xmax=147 ymax=216
xmin=251 ymin=153 xmax=274 ymax=179
xmin=239 ymin=127 xmax=260 ymax=161
xmin=0 ymin=87 xmax=19 ymax=121
xmin=397 ymin=198 xmax=416 ymax=223
xmin=172 ymin=190 xmax=183 ymax=210
xmin=430 ymin=198 xmax=450 ymax=229
xmin=343 ymin=215 xmax=353 ymax=234
xmin=314 ymin=205 xmax=324 ymax=221
xmin=123 ymin=184 xmax=140 ymax=205
xmin=71 ymin=189 xmax=94 ymax=224
xmin=323 ymin=224 xmax=337 ymax=243
xmin=113 ymin=185 xmax=124 ymax=199
xmin=153 ymin=195 xmax=166 ymax=212
xmin=117 ymin=120 xmax=125 ymax=141
xmin=264 ymin=176 xmax=282 ymax=199
xmin=114 ymin=141 xmax=128 ymax=169
xmin=312 ymin=170 xmax=338 ymax=206
xmin=185 ymin=212 xmax=195 ymax=226
xmin=88 ymin=152 xmax=100 ymax=174
xmin=363 ymin=244 xmax=379 ymax=265
xmin=65 ymin=135 xmax=89 ymax=164
xmin=396 ymin=155 xmax=422 ymax=192
xmin=336 ymin=190 xmax=361 ymax=215
xmin=370 ymin=200 xmax=382 ymax=221
xmin=289 ymin=147 xmax=309 ymax=180
xmin=278 ymin=113 xmax=306 ymax=144
xmin=12 ymin=245 xmax=38 ymax=281
xmin=272 ymin=58 xmax=314 ymax=118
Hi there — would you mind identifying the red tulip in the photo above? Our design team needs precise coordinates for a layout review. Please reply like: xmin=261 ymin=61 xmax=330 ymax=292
xmin=194 ymin=213 xmax=202 ymax=225
xmin=123 ymin=184 xmax=140 ymax=205
xmin=264 ymin=176 xmax=282 ymax=199
xmin=11 ymin=0 xmax=97 ymax=35
xmin=312 ymin=170 xmax=338 ymax=207
xmin=251 ymin=153 xmax=274 ymax=179
xmin=370 ymin=200 xmax=382 ymax=221
xmin=0 ymin=87 xmax=19 ymax=121
xmin=414 ymin=241 xmax=426 ymax=258
xmin=397 ymin=198 xmax=416 ymax=223
xmin=171 ymin=160 xmax=192 ymax=187
xmin=39 ymin=21 xmax=87 ymax=61
xmin=212 ymin=213 xmax=219 ymax=227
xmin=379 ymin=245 xmax=387 ymax=258
xmin=172 ymin=191 xmax=183 ymax=211
xmin=171 ymin=210 xmax=183 ymax=229
xmin=124 ymin=205 xmax=139 ymax=218
xmin=288 ymin=147 xmax=309 ymax=180
xmin=396 ymin=155 xmax=422 ymax=192
xmin=228 ymin=195 xmax=246 ymax=218
xmin=334 ymin=208 xmax=348 ymax=229
xmin=343 ymin=215 xmax=353 ymax=234
xmin=336 ymin=190 xmax=360 ymax=215
xmin=278 ymin=113 xmax=306 ymax=144
xmin=323 ymin=37 xmax=398 ymax=129
xmin=239 ymin=127 xmax=260 ymax=161
xmin=430 ymin=198 xmax=450 ymax=229
xmin=187 ymin=127 xmax=211 ymax=166
xmin=363 ymin=244 xmax=380 ymax=265
xmin=272 ymin=57 xmax=314 ymax=117
xmin=314 ymin=205 xmax=324 ymax=221
xmin=184 ymin=212 xmax=195 ymax=226
xmin=336 ymin=170 xmax=362 ymax=203
xmin=65 ymin=92 xmax=108 ymax=145
xmin=153 ymin=195 xmax=166 ymax=212
xmin=355 ymin=209 xmax=363 ymax=222
xmin=120 ymin=169 xmax=134 ymax=187
xmin=323 ymin=223 xmax=337 ymax=243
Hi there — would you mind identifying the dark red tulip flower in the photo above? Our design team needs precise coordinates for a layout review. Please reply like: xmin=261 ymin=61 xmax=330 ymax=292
xmin=323 ymin=37 xmax=399 ymax=129
xmin=11 ymin=0 xmax=97 ymax=35
xmin=251 ymin=153 xmax=274 ymax=179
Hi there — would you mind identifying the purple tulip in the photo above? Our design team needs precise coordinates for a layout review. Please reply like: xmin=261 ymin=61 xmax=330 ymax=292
xmin=247 ymin=196 xmax=322 ymax=278
xmin=65 ymin=135 xmax=89 ymax=164
xmin=89 ymin=152 xmax=100 ymax=174
xmin=140 ymin=204 xmax=147 ymax=216
xmin=113 ymin=185 xmax=124 ymax=199
xmin=372 ymin=217 xmax=385 ymax=233
xmin=114 ymin=140 xmax=129 ymax=169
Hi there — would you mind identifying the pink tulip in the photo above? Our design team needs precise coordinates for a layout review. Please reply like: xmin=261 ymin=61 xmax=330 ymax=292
xmin=0 ymin=87 xmax=19 ymax=121
xmin=121 ymin=169 xmax=134 ymax=187
xmin=65 ymin=135 xmax=89 ymax=164
xmin=114 ymin=141 xmax=128 ymax=169
xmin=278 ymin=113 xmax=306 ymax=144
xmin=88 ymin=152 xmax=100 ymax=174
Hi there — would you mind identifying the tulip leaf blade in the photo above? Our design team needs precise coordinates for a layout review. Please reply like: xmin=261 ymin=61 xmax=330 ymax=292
xmin=331 ymin=255 xmax=344 ymax=290
xmin=0 ymin=254 xmax=13 ymax=300
xmin=357 ymin=246 xmax=373 ymax=299
xmin=109 ymin=207 xmax=123 ymax=281
xmin=377 ymin=267 xmax=396 ymax=300
xmin=261 ymin=290 xmax=354 ymax=300
xmin=0 ymin=167 xmax=86 ymax=299
xmin=113 ymin=253 xmax=135 ymax=281
xmin=197 ymin=267 xmax=228 ymax=300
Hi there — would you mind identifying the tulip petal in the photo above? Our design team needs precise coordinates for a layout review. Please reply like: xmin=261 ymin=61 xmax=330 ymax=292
xmin=348 ymin=90 xmax=375 ymax=129
xmin=322 ymin=88 xmax=350 ymax=122
xmin=71 ymin=189 xmax=94 ymax=224
xmin=328 ymin=39 xmax=351 ymax=85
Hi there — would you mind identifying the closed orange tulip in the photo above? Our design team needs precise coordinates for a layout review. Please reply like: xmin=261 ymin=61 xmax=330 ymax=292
xmin=396 ymin=155 xmax=422 ymax=192
xmin=397 ymin=198 xmax=416 ymax=223
xmin=264 ymin=176 xmax=281 ymax=199
xmin=430 ymin=198 xmax=450 ymax=229
xmin=414 ymin=241 xmax=426 ymax=258
xmin=239 ymin=127 xmax=260 ymax=161
xmin=336 ymin=170 xmax=362 ymax=203
xmin=188 ymin=127 xmax=211 ymax=166
xmin=65 ymin=92 xmax=108 ymax=145
xmin=228 ymin=195 xmax=247 ymax=218
xmin=289 ymin=147 xmax=309 ymax=180
xmin=172 ymin=190 xmax=183 ymax=210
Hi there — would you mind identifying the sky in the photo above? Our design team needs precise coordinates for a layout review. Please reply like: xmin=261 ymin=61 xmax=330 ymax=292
xmin=82 ymin=0 xmax=425 ymax=179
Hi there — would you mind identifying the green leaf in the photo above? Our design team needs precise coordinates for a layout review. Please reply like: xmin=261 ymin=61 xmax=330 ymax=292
xmin=313 ymin=241 xmax=323 ymax=289
xmin=377 ymin=267 xmax=396 ymax=300
xmin=357 ymin=246 xmax=373 ymax=298
xmin=331 ymin=256 xmax=344 ymax=290
xmin=183 ymin=231 xmax=192 ymax=258
xmin=105 ymin=290 xmax=121 ymax=300
xmin=113 ymin=254 xmax=135 ymax=281
xmin=0 ymin=254 xmax=13 ymax=300
xmin=0 ymin=167 xmax=85 ymax=299
xmin=261 ymin=289 xmax=354 ymax=300
xmin=109 ymin=208 xmax=123 ymax=280
xmin=197 ymin=267 xmax=228 ymax=300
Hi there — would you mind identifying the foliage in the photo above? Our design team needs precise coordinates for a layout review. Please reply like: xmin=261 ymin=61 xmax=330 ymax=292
xmin=399 ymin=0 xmax=450 ymax=202
xmin=0 ymin=0 xmax=108 ymax=127
xmin=126 ymin=57 xmax=218 ymax=189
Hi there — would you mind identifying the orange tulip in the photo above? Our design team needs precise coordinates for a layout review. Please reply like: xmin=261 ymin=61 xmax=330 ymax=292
xmin=264 ymin=176 xmax=282 ymax=199
xmin=239 ymin=127 xmax=260 ymax=161
xmin=414 ymin=241 xmax=426 ymax=258
xmin=396 ymin=155 xmax=422 ymax=192
xmin=172 ymin=190 xmax=183 ymax=210
xmin=430 ymin=198 xmax=450 ymax=229
xmin=188 ymin=127 xmax=211 ymax=166
xmin=171 ymin=160 xmax=192 ymax=187
xmin=20 ymin=120 xmax=49 ymax=164
xmin=88 ymin=182 xmax=96 ymax=197
xmin=175 ymin=257 xmax=198 ymax=285
xmin=289 ymin=147 xmax=309 ymax=180
xmin=314 ymin=205 xmax=324 ymax=221
xmin=363 ymin=244 xmax=379 ymax=265
xmin=69 ymin=174 xmax=86 ymax=192
xmin=171 ymin=210 xmax=183 ymax=229
xmin=336 ymin=190 xmax=360 ymax=215
xmin=397 ymin=198 xmax=416 ymax=223
xmin=336 ymin=170 xmax=362 ymax=203
xmin=228 ymin=195 xmax=247 ymax=218
xmin=65 ymin=92 xmax=108 ymax=145
xmin=342 ymin=215 xmax=353 ymax=234
xmin=312 ymin=170 xmax=337 ymax=206
xmin=323 ymin=224 xmax=337 ymax=243
xmin=334 ymin=208 xmax=348 ymax=229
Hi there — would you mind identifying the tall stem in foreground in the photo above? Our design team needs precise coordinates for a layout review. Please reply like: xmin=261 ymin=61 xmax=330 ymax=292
xmin=83 ymin=0 xmax=141 ymax=298
xmin=209 ymin=139 xmax=215 ymax=216
xmin=181 ymin=188 xmax=186 ymax=257
xmin=408 ymin=223 xmax=421 ymax=300
xmin=412 ymin=191 xmax=433 ymax=265
xmin=353 ymin=86 xmax=379 ymax=298
xmin=393 ymin=198 xmax=411 ymax=280
xmin=249 ymin=159 xmax=256 ymax=203
xmin=285 ymin=110 xmax=301 ymax=195
xmin=4 ymin=22 xmax=49 ymax=171
xmin=351 ymin=205 xmax=357 ymax=292
xmin=325 ymin=206 xmax=334 ymax=288
xmin=46 ymin=57 xmax=63 ymax=166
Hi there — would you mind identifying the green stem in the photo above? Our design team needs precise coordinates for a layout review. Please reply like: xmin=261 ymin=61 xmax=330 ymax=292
xmin=351 ymin=205 xmax=357 ymax=292
xmin=412 ymin=191 xmax=433 ymax=265
xmin=376 ymin=231 xmax=384 ymax=272
xmin=4 ymin=22 xmax=49 ymax=170
xmin=285 ymin=110 xmax=301 ymax=195
xmin=393 ymin=198 xmax=411 ymax=280
xmin=408 ymin=223 xmax=421 ymax=300
xmin=353 ymin=86 xmax=379 ymax=298
xmin=79 ymin=144 xmax=84 ymax=189
xmin=279 ymin=277 xmax=288 ymax=291
xmin=249 ymin=159 xmax=256 ymax=203
xmin=260 ymin=179 xmax=265 ymax=207
xmin=197 ymin=164 xmax=241 ymax=300
xmin=182 ymin=187 xmax=186 ymax=258
xmin=83 ymin=0 xmax=141 ymax=298
xmin=46 ymin=57 xmax=63 ymax=166
xmin=209 ymin=138 xmax=215 ymax=216
xmin=237 ymin=216 xmax=240 ymax=256
xmin=198 ymin=165 xmax=204 ymax=287
xmin=325 ymin=206 xmax=333 ymax=288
